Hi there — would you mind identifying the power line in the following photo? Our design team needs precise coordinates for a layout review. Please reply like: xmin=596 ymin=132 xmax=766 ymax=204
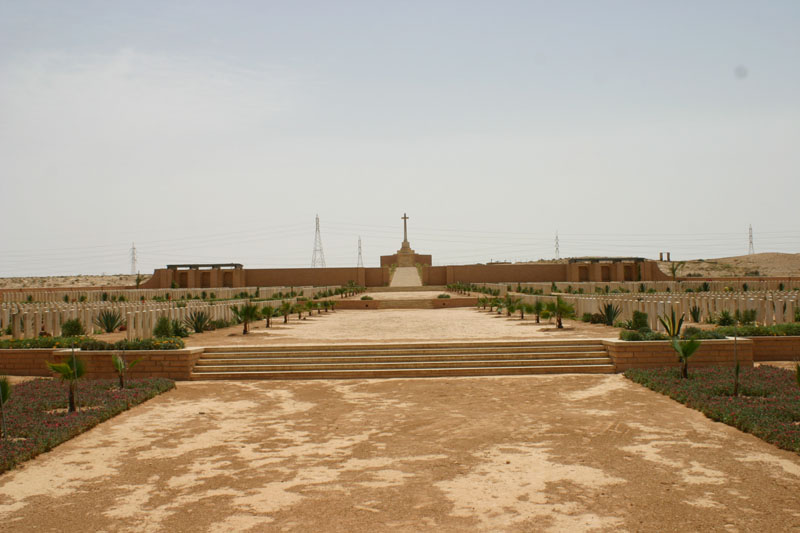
xmin=311 ymin=214 xmax=326 ymax=268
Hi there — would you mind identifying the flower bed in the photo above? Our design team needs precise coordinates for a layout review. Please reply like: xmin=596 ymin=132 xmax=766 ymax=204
xmin=0 ymin=336 xmax=184 ymax=350
xmin=624 ymin=366 xmax=800 ymax=453
xmin=0 ymin=377 xmax=175 ymax=473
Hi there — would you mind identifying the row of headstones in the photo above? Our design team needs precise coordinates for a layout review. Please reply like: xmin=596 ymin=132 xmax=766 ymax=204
xmin=497 ymin=291 xmax=797 ymax=332
xmin=0 ymin=299 xmax=229 ymax=335
xmin=558 ymin=294 xmax=797 ymax=331
xmin=124 ymin=299 xmax=287 ymax=340
xmin=0 ymin=285 xmax=330 ymax=303
xmin=484 ymin=280 xmax=800 ymax=296
xmin=0 ymin=286 xmax=339 ymax=336
xmin=2 ymin=299 xmax=272 ymax=340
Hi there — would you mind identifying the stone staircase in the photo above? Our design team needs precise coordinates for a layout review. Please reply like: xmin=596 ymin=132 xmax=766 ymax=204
xmin=190 ymin=340 xmax=614 ymax=380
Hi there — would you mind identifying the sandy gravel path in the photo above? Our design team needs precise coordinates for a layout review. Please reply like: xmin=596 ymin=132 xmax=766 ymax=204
xmin=180 ymin=309 xmax=620 ymax=347
xmin=1 ymin=375 xmax=799 ymax=532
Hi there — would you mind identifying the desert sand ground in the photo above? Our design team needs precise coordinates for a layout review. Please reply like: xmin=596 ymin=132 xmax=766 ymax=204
xmin=1 ymin=375 xmax=799 ymax=532
xmin=75 ymin=308 xmax=620 ymax=348
xmin=659 ymin=252 xmax=800 ymax=278
xmin=187 ymin=309 xmax=620 ymax=347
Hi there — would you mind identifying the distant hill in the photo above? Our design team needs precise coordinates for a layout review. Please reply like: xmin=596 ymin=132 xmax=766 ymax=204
xmin=0 ymin=274 xmax=148 ymax=290
xmin=661 ymin=253 xmax=800 ymax=278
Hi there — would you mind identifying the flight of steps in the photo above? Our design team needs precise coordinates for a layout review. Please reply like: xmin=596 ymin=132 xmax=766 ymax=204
xmin=190 ymin=340 xmax=614 ymax=380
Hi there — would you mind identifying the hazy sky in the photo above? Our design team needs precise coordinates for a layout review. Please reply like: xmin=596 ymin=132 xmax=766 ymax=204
xmin=1 ymin=1 xmax=798 ymax=276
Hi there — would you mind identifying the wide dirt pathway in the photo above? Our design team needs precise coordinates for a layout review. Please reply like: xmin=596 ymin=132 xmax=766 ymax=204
xmin=1 ymin=375 xmax=799 ymax=532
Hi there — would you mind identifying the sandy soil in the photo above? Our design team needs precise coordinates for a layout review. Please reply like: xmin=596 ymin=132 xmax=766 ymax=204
xmin=0 ymin=274 xmax=147 ymax=290
xmin=1 ymin=375 xmax=798 ymax=532
xmin=355 ymin=291 xmax=451 ymax=300
xmin=659 ymin=252 xmax=800 ymax=278
xmin=178 ymin=309 xmax=620 ymax=348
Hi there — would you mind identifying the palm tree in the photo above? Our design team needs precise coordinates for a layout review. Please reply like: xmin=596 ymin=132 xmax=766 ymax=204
xmin=111 ymin=352 xmax=140 ymax=389
xmin=262 ymin=306 xmax=278 ymax=328
xmin=669 ymin=261 xmax=686 ymax=282
xmin=0 ymin=376 xmax=10 ymax=439
xmin=329 ymin=300 xmax=337 ymax=312
xmin=279 ymin=301 xmax=292 ymax=323
xmin=230 ymin=304 xmax=260 ymax=334
xmin=322 ymin=300 xmax=330 ymax=312
xmin=46 ymin=349 xmax=86 ymax=412
xmin=304 ymin=300 xmax=315 ymax=318
xmin=519 ymin=303 xmax=532 ymax=320
xmin=671 ymin=337 xmax=701 ymax=378
xmin=531 ymin=300 xmax=545 ymax=323
xmin=545 ymin=297 xmax=575 ymax=329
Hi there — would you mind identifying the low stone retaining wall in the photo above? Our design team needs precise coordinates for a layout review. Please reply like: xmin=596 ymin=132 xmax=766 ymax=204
xmin=0 ymin=348 xmax=204 ymax=380
xmin=605 ymin=338 xmax=754 ymax=372
xmin=749 ymin=336 xmax=800 ymax=362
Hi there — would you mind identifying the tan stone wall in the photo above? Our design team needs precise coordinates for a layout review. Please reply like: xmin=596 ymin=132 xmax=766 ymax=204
xmin=605 ymin=338 xmax=754 ymax=372
xmin=749 ymin=336 xmax=800 ymax=361
xmin=0 ymin=348 xmax=204 ymax=380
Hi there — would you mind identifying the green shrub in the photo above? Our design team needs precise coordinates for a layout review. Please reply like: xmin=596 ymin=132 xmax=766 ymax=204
xmin=598 ymin=303 xmax=621 ymax=326
xmin=0 ymin=336 xmax=184 ymax=350
xmin=437 ymin=294 xmax=451 ymax=299
xmin=209 ymin=319 xmax=231 ymax=330
xmin=94 ymin=310 xmax=124 ymax=333
xmin=170 ymin=319 xmax=189 ymax=338
xmin=361 ymin=296 xmax=374 ymax=300
xmin=682 ymin=327 xmax=726 ymax=340
xmin=619 ymin=329 xmax=668 ymax=341
xmin=734 ymin=309 xmax=757 ymax=326
xmin=153 ymin=317 xmax=172 ymax=338
xmin=184 ymin=311 xmax=211 ymax=333
xmin=61 ymin=319 xmax=85 ymax=337
xmin=580 ymin=313 xmax=593 ymax=323
xmin=631 ymin=311 xmax=649 ymax=330
xmin=716 ymin=323 xmax=800 ymax=337
xmin=689 ymin=305 xmax=702 ymax=323
xmin=716 ymin=310 xmax=735 ymax=326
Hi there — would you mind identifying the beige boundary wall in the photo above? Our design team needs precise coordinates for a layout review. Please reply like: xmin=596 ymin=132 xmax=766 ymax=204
xmin=604 ymin=338 xmax=755 ymax=372
xmin=0 ymin=348 xmax=204 ymax=380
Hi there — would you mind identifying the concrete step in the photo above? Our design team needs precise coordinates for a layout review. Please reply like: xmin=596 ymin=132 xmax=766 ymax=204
xmin=190 ymin=364 xmax=616 ymax=380
xmin=193 ymin=357 xmax=612 ymax=372
xmin=201 ymin=341 xmax=606 ymax=355
xmin=198 ymin=347 xmax=607 ymax=360
xmin=194 ymin=351 xmax=610 ymax=365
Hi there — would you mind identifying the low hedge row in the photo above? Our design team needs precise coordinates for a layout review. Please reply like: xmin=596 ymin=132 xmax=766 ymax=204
xmin=715 ymin=323 xmax=800 ymax=337
xmin=619 ymin=327 xmax=726 ymax=342
xmin=0 ymin=336 xmax=185 ymax=350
